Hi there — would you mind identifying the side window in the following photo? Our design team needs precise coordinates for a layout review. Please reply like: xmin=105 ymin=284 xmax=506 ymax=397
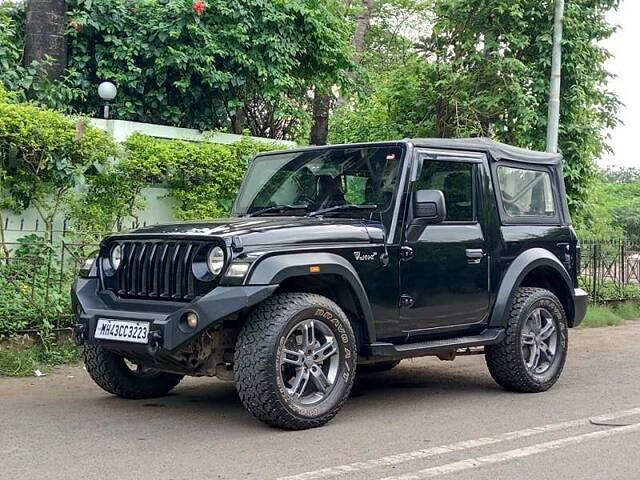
xmin=417 ymin=160 xmax=474 ymax=221
xmin=496 ymin=166 xmax=556 ymax=218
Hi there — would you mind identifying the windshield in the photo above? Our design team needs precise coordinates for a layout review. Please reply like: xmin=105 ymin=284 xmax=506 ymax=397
xmin=233 ymin=145 xmax=404 ymax=217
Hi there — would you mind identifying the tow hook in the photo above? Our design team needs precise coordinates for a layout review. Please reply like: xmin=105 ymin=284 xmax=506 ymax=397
xmin=73 ymin=324 xmax=86 ymax=346
xmin=147 ymin=330 xmax=163 ymax=358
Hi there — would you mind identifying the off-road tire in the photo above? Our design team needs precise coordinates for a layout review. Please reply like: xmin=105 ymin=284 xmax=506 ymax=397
xmin=485 ymin=287 xmax=568 ymax=393
xmin=84 ymin=345 xmax=183 ymax=399
xmin=358 ymin=360 xmax=401 ymax=374
xmin=234 ymin=292 xmax=357 ymax=430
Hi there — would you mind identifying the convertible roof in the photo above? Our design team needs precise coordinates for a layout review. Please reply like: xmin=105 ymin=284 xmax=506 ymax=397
xmin=410 ymin=137 xmax=562 ymax=165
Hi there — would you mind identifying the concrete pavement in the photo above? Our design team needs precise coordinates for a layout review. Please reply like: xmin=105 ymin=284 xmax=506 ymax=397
xmin=2 ymin=322 xmax=639 ymax=480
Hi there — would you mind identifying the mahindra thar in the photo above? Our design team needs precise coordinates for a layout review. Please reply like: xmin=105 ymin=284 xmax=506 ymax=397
xmin=72 ymin=138 xmax=587 ymax=429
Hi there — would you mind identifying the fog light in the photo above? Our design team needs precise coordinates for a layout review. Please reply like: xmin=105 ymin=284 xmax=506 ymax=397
xmin=186 ymin=312 xmax=198 ymax=329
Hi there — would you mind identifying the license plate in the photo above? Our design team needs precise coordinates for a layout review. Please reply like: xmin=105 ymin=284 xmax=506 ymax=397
xmin=94 ymin=319 xmax=149 ymax=344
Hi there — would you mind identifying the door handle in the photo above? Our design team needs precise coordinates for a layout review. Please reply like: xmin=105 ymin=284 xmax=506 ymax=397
xmin=465 ymin=249 xmax=486 ymax=263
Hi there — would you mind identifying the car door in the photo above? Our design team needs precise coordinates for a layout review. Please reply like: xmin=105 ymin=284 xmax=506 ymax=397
xmin=399 ymin=151 xmax=490 ymax=336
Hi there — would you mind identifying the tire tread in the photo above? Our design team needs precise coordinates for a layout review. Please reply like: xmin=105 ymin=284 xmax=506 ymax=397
xmin=485 ymin=287 xmax=568 ymax=393
xmin=234 ymin=292 xmax=356 ymax=430
xmin=84 ymin=345 xmax=183 ymax=399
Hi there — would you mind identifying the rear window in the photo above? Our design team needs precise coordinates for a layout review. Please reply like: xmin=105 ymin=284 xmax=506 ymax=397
xmin=496 ymin=166 xmax=556 ymax=218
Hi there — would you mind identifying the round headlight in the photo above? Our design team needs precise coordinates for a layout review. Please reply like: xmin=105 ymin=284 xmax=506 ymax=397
xmin=110 ymin=244 xmax=123 ymax=270
xmin=207 ymin=246 xmax=225 ymax=275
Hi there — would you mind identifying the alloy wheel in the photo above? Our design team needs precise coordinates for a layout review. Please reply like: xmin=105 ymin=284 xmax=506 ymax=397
xmin=521 ymin=307 xmax=559 ymax=375
xmin=279 ymin=319 xmax=340 ymax=405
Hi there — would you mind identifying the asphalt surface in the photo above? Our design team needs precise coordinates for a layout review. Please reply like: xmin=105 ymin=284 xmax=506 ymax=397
xmin=2 ymin=322 xmax=640 ymax=480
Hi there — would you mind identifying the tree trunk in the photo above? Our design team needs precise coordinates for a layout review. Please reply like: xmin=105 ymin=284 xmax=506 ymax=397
xmin=24 ymin=0 xmax=67 ymax=80
xmin=231 ymin=108 xmax=247 ymax=134
xmin=309 ymin=0 xmax=373 ymax=145
xmin=310 ymin=89 xmax=331 ymax=145
xmin=352 ymin=0 xmax=373 ymax=63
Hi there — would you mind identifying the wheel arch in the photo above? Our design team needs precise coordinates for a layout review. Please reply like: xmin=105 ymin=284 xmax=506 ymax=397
xmin=489 ymin=248 xmax=576 ymax=328
xmin=246 ymin=252 xmax=376 ymax=345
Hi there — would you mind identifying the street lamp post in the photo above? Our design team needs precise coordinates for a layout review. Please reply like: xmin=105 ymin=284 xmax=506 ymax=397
xmin=97 ymin=81 xmax=117 ymax=119
xmin=546 ymin=0 xmax=565 ymax=154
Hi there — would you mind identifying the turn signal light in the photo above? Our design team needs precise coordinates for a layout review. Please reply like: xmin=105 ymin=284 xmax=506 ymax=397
xmin=309 ymin=265 xmax=321 ymax=273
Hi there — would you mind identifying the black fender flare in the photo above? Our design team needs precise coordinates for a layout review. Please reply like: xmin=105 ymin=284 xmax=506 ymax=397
xmin=246 ymin=252 xmax=376 ymax=343
xmin=489 ymin=248 xmax=574 ymax=327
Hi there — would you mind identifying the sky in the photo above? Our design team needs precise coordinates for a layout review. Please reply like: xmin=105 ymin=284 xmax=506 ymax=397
xmin=600 ymin=0 xmax=640 ymax=168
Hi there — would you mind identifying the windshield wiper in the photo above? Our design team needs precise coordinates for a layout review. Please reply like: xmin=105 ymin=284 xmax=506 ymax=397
xmin=308 ymin=204 xmax=378 ymax=217
xmin=244 ymin=204 xmax=309 ymax=217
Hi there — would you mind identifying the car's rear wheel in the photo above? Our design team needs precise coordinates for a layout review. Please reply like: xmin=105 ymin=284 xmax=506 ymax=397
xmin=485 ymin=287 xmax=568 ymax=393
xmin=84 ymin=345 xmax=183 ymax=399
xmin=234 ymin=292 xmax=357 ymax=430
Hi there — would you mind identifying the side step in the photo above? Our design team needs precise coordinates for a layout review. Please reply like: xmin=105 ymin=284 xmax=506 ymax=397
xmin=361 ymin=328 xmax=505 ymax=360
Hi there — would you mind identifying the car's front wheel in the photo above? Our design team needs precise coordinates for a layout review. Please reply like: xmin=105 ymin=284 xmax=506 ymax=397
xmin=234 ymin=292 xmax=357 ymax=430
xmin=84 ymin=345 xmax=184 ymax=399
xmin=485 ymin=287 xmax=568 ymax=393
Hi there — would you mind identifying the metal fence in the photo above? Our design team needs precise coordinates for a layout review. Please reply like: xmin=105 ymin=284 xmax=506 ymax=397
xmin=0 ymin=218 xmax=167 ymax=335
xmin=2 ymin=233 xmax=640 ymax=335
xmin=0 ymin=232 xmax=97 ymax=334
xmin=579 ymin=240 xmax=640 ymax=302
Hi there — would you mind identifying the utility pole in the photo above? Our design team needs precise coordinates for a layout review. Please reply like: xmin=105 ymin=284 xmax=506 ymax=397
xmin=546 ymin=0 xmax=565 ymax=153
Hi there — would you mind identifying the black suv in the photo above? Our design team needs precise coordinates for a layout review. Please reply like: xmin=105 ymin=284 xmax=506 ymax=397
xmin=73 ymin=138 xmax=587 ymax=430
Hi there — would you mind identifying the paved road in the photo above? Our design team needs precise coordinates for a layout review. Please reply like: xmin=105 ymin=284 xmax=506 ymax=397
xmin=2 ymin=322 xmax=640 ymax=480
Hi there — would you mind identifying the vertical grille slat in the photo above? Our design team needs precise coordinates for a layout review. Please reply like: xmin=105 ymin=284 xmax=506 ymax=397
xmin=135 ymin=243 xmax=147 ymax=295
xmin=173 ymin=243 xmax=193 ymax=299
xmin=116 ymin=243 xmax=127 ymax=294
xmin=162 ymin=243 xmax=175 ymax=298
xmin=109 ymin=239 xmax=215 ymax=301
xmin=185 ymin=243 xmax=197 ymax=299
xmin=124 ymin=242 xmax=137 ymax=294
xmin=157 ymin=243 xmax=169 ymax=297
xmin=128 ymin=243 xmax=140 ymax=295
xmin=139 ymin=243 xmax=152 ymax=295
xmin=170 ymin=244 xmax=183 ymax=298
xmin=145 ymin=243 xmax=158 ymax=297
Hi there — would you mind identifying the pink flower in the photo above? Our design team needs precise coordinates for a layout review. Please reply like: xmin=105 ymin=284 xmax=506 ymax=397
xmin=192 ymin=0 xmax=205 ymax=15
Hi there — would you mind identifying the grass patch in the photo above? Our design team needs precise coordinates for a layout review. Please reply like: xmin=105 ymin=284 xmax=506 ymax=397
xmin=612 ymin=302 xmax=640 ymax=320
xmin=0 ymin=340 xmax=80 ymax=377
xmin=582 ymin=305 xmax=624 ymax=328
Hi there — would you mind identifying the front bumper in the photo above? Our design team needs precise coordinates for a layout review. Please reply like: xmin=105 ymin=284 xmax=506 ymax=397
xmin=572 ymin=287 xmax=588 ymax=327
xmin=72 ymin=278 xmax=277 ymax=353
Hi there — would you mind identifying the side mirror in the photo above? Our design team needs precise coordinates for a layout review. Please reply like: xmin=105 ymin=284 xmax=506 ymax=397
xmin=413 ymin=189 xmax=446 ymax=224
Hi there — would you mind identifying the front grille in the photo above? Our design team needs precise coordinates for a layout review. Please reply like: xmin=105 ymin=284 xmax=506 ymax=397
xmin=105 ymin=240 xmax=214 ymax=301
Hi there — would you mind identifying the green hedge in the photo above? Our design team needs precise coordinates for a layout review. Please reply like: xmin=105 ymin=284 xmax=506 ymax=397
xmin=67 ymin=133 xmax=287 ymax=239
xmin=0 ymin=84 xmax=117 ymax=244
xmin=125 ymin=133 xmax=278 ymax=219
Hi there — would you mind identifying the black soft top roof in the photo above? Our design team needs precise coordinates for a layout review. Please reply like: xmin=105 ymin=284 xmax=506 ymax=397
xmin=410 ymin=137 xmax=562 ymax=165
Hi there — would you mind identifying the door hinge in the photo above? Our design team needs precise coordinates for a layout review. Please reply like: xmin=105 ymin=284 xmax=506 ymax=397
xmin=400 ymin=246 xmax=414 ymax=260
xmin=399 ymin=294 xmax=415 ymax=308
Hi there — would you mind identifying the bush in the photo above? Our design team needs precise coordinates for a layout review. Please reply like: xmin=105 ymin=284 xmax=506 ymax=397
xmin=67 ymin=133 xmax=287 ymax=238
xmin=0 ymin=235 xmax=77 ymax=332
xmin=125 ymin=133 xmax=247 ymax=219
xmin=0 ymin=85 xmax=118 ymax=240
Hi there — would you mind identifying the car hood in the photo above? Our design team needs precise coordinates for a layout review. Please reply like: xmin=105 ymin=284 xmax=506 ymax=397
xmin=130 ymin=216 xmax=385 ymax=247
